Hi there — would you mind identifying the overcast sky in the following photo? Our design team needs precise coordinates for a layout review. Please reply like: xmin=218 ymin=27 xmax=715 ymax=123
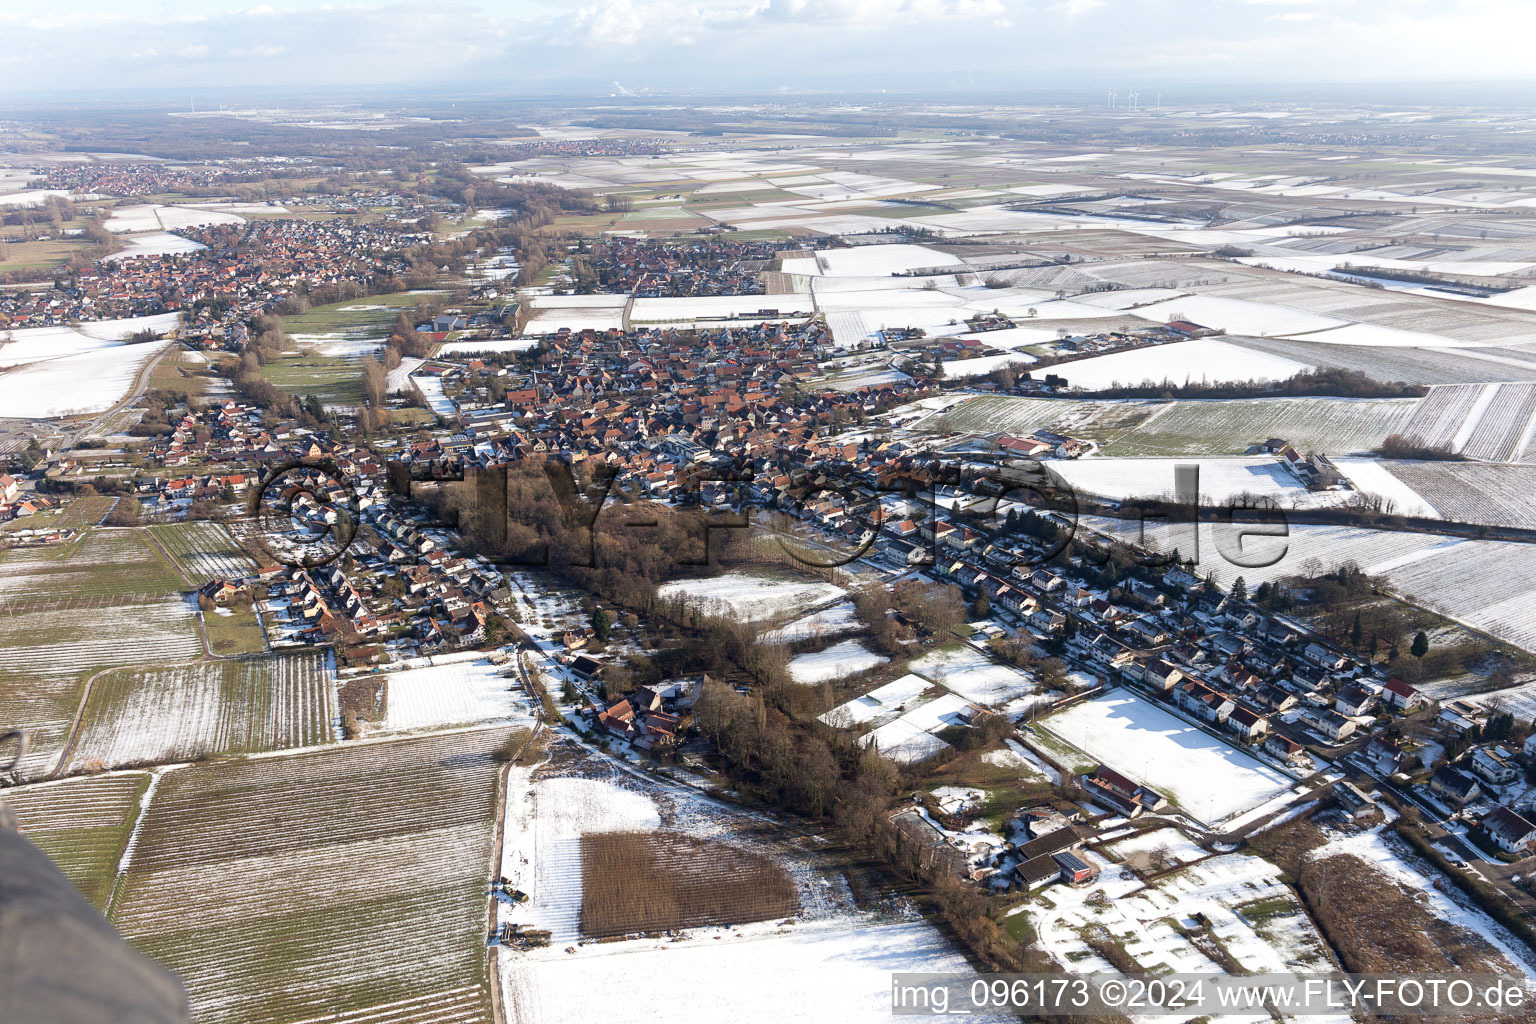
xmin=1 ymin=1 xmax=1533 ymax=98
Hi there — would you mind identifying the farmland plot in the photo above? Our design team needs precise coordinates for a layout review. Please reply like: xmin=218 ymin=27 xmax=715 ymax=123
xmin=0 ymin=527 xmax=186 ymax=602
xmin=0 ymin=339 xmax=171 ymax=418
xmin=912 ymin=394 xmax=1158 ymax=440
xmin=1084 ymin=513 xmax=1536 ymax=651
xmin=1458 ymin=382 xmax=1536 ymax=461
xmin=1397 ymin=384 xmax=1490 ymax=452
xmin=1050 ymin=456 xmax=1325 ymax=507
xmin=580 ymin=831 xmax=799 ymax=938
xmin=1306 ymin=825 xmax=1536 ymax=981
xmin=110 ymin=728 xmax=511 ymax=1024
xmin=858 ymin=713 xmax=956 ymax=764
xmin=148 ymin=521 xmax=255 ymax=582
xmin=759 ymin=601 xmax=860 ymax=644
xmin=0 ymin=596 xmax=201 ymax=676
xmin=819 ymin=673 xmax=936 ymax=728
xmin=1053 ymin=338 xmax=1313 ymax=390
xmin=1082 ymin=515 xmax=1445 ymax=590
xmin=1370 ymin=539 xmax=1536 ymax=652
xmin=859 ymin=692 xmax=981 ymax=764
xmin=1458 ymin=680 xmax=1536 ymax=721
xmin=66 ymin=653 xmax=335 ymax=771
xmin=503 ymin=919 xmax=1004 ymax=1024
xmin=0 ymin=669 xmax=90 ymax=777
xmin=380 ymin=659 xmax=537 ymax=733
xmin=5 ymin=771 xmax=151 ymax=908
xmin=1380 ymin=462 xmax=1536 ymax=528
xmin=1331 ymin=458 xmax=1440 ymax=518
xmin=512 ymin=775 xmax=664 ymax=944
xmin=1102 ymin=397 xmax=1418 ymax=456
xmin=1233 ymin=335 xmax=1536 ymax=386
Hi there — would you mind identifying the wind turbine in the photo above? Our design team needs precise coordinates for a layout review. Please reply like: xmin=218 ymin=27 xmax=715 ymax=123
xmin=1107 ymin=89 xmax=1117 ymax=110
xmin=1128 ymin=92 xmax=1140 ymax=113
xmin=1156 ymin=92 xmax=1163 ymax=111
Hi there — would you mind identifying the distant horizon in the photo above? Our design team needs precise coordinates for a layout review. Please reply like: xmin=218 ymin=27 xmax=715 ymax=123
xmin=1 ymin=0 xmax=1534 ymax=99
xmin=6 ymin=80 xmax=1536 ymax=111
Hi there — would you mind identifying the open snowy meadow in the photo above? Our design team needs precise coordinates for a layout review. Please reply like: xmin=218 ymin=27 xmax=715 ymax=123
xmin=380 ymin=659 xmax=537 ymax=733
xmin=1037 ymin=691 xmax=1294 ymax=824
xmin=656 ymin=572 xmax=845 ymax=622
xmin=907 ymin=644 xmax=1040 ymax=707
xmin=787 ymin=639 xmax=887 ymax=684
xmin=0 ymin=314 xmax=181 ymax=418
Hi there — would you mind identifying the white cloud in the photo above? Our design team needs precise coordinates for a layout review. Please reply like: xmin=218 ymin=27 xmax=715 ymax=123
xmin=562 ymin=0 xmax=1012 ymax=46
xmin=229 ymin=44 xmax=288 ymax=58
xmin=1050 ymin=0 xmax=1105 ymax=16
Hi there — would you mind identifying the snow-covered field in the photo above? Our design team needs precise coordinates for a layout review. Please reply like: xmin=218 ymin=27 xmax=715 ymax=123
xmin=907 ymin=644 xmax=1039 ymax=706
xmin=503 ymin=919 xmax=998 ymax=1024
xmin=380 ymin=659 xmax=536 ymax=733
xmin=1050 ymin=456 xmax=1323 ymax=506
xmin=0 ymin=313 xmax=181 ymax=368
xmin=819 ymin=673 xmax=934 ymax=727
xmin=1104 ymin=396 xmax=1417 ymax=457
xmin=1381 ymin=461 xmax=1536 ymax=528
xmin=0 ymin=188 xmax=69 ymax=208
xmin=858 ymin=715 xmax=952 ymax=763
xmin=412 ymin=374 xmax=458 ymax=420
xmin=791 ymin=242 xmax=963 ymax=277
xmin=1331 ymin=458 xmax=1440 ymax=518
xmin=656 ymin=573 xmax=845 ymax=622
xmin=503 ymin=772 xmax=664 ymax=944
xmin=854 ymin=690 xmax=978 ymax=764
xmin=65 ymin=654 xmax=334 ymax=771
xmin=107 ymin=730 xmax=504 ymax=1024
xmin=1056 ymin=338 xmax=1313 ymax=390
xmin=499 ymin=740 xmax=1005 ymax=1023
xmin=103 ymin=203 xmax=244 ymax=233
xmin=385 ymin=355 xmax=426 ymax=394
xmin=102 ymin=232 xmax=207 ymax=262
xmin=1133 ymin=295 xmax=1347 ymax=337
xmin=0 ymin=338 xmax=169 ymax=417
xmin=787 ymin=640 xmax=887 ymax=684
xmin=629 ymin=295 xmax=813 ymax=326
xmin=1396 ymin=383 xmax=1536 ymax=461
xmin=911 ymin=393 xmax=1139 ymax=438
xmin=1038 ymin=691 xmax=1294 ymax=823
xmin=289 ymin=332 xmax=383 ymax=360
xmin=1086 ymin=511 xmax=1536 ymax=654
xmin=1105 ymin=826 xmax=1209 ymax=868
xmin=759 ymin=602 xmax=860 ymax=644
xmin=941 ymin=352 xmax=1040 ymax=379
xmin=519 ymin=294 xmax=629 ymax=335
